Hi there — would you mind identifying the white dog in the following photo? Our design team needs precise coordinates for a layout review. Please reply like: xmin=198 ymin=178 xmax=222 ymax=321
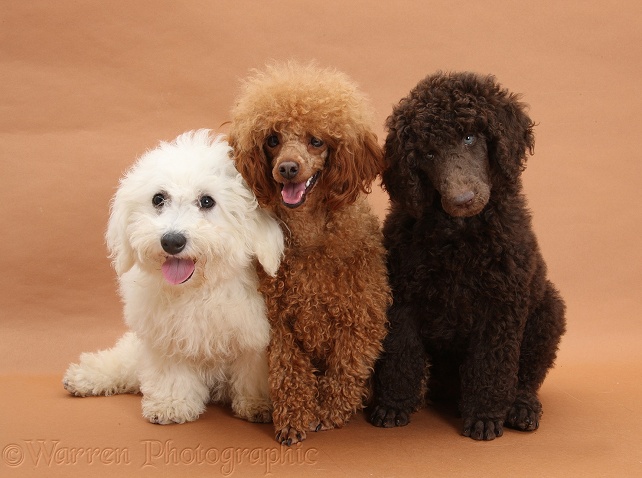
xmin=63 ymin=130 xmax=284 ymax=425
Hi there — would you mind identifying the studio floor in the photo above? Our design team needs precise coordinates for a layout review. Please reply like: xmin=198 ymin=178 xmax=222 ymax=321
xmin=2 ymin=1 xmax=641 ymax=477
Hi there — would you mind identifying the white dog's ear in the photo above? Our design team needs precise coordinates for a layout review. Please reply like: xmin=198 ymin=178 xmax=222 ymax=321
xmin=251 ymin=210 xmax=284 ymax=277
xmin=105 ymin=188 xmax=135 ymax=276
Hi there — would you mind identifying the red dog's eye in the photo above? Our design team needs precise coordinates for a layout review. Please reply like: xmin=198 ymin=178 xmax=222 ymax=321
xmin=266 ymin=135 xmax=279 ymax=148
xmin=310 ymin=136 xmax=324 ymax=148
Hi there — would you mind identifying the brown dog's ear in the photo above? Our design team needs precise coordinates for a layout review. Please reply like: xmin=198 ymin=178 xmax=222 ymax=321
xmin=382 ymin=146 xmax=432 ymax=217
xmin=488 ymin=92 xmax=535 ymax=179
xmin=322 ymin=130 xmax=384 ymax=211
xmin=234 ymin=147 xmax=280 ymax=208
xmin=382 ymin=107 xmax=434 ymax=217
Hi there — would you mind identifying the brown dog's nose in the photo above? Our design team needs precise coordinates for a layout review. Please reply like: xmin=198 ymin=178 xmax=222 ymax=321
xmin=452 ymin=190 xmax=475 ymax=206
xmin=278 ymin=161 xmax=299 ymax=180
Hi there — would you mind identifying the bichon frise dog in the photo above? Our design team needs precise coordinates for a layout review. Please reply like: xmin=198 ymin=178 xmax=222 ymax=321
xmin=63 ymin=130 xmax=284 ymax=425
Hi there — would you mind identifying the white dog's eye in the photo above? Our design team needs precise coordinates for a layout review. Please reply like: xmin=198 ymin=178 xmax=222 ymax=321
xmin=152 ymin=193 xmax=166 ymax=208
xmin=310 ymin=136 xmax=324 ymax=148
xmin=266 ymin=135 xmax=279 ymax=148
xmin=199 ymin=195 xmax=216 ymax=209
xmin=463 ymin=135 xmax=476 ymax=145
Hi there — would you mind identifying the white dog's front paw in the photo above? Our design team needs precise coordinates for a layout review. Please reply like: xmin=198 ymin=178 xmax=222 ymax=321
xmin=63 ymin=335 xmax=141 ymax=397
xmin=63 ymin=361 xmax=139 ymax=397
xmin=64 ymin=362 xmax=130 ymax=397
xmin=63 ymin=363 xmax=97 ymax=397
xmin=232 ymin=397 xmax=272 ymax=423
xmin=142 ymin=396 xmax=205 ymax=425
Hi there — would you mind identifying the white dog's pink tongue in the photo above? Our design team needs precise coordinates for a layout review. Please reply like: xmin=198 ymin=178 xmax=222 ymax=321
xmin=282 ymin=182 xmax=306 ymax=205
xmin=161 ymin=257 xmax=195 ymax=285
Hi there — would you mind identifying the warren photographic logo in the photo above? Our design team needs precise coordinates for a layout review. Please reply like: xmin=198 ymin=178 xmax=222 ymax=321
xmin=2 ymin=440 xmax=130 ymax=468
xmin=2 ymin=439 xmax=318 ymax=475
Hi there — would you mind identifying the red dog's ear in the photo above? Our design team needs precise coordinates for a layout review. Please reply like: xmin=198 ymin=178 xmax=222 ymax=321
xmin=322 ymin=131 xmax=384 ymax=211
xmin=234 ymin=147 xmax=280 ymax=207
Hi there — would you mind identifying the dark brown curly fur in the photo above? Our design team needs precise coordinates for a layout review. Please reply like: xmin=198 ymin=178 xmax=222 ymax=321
xmin=229 ymin=62 xmax=390 ymax=445
xmin=370 ymin=71 xmax=566 ymax=440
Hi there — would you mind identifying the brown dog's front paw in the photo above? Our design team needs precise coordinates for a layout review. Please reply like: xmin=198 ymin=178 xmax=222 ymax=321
xmin=506 ymin=399 xmax=541 ymax=431
xmin=462 ymin=417 xmax=504 ymax=440
xmin=369 ymin=405 xmax=411 ymax=428
xmin=275 ymin=426 xmax=307 ymax=446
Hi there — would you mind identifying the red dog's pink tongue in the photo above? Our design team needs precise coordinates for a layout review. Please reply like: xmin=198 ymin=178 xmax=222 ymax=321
xmin=161 ymin=257 xmax=195 ymax=285
xmin=282 ymin=182 xmax=306 ymax=205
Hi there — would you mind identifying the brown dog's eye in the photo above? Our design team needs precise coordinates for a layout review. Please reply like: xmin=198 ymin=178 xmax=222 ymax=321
xmin=463 ymin=135 xmax=476 ymax=146
xmin=310 ymin=136 xmax=324 ymax=148
xmin=266 ymin=135 xmax=279 ymax=148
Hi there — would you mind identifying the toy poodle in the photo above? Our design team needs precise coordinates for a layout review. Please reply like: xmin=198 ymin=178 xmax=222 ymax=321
xmin=63 ymin=130 xmax=284 ymax=424
xmin=229 ymin=62 xmax=390 ymax=445
xmin=370 ymin=72 xmax=566 ymax=440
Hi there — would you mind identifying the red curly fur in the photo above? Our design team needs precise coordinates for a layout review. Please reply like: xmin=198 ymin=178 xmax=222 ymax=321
xmin=229 ymin=62 xmax=390 ymax=445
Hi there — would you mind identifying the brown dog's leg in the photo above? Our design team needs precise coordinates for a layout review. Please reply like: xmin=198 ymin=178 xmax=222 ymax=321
xmin=506 ymin=281 xmax=566 ymax=431
xmin=459 ymin=302 xmax=525 ymax=441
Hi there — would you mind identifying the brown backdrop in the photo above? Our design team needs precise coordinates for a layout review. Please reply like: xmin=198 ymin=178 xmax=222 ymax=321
xmin=2 ymin=1 xmax=641 ymax=476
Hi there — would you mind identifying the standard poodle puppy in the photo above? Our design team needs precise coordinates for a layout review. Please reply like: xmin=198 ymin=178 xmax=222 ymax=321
xmin=63 ymin=130 xmax=284 ymax=425
xmin=370 ymin=72 xmax=566 ymax=440
xmin=229 ymin=62 xmax=390 ymax=445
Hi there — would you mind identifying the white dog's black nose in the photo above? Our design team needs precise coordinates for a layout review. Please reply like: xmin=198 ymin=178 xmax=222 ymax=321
xmin=161 ymin=232 xmax=187 ymax=255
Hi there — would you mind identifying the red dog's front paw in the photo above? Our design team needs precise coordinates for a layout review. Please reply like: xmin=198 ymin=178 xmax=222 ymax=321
xmin=275 ymin=426 xmax=307 ymax=446
xmin=309 ymin=419 xmax=335 ymax=433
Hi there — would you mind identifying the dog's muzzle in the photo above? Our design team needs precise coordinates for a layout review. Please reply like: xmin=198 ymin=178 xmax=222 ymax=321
xmin=161 ymin=232 xmax=187 ymax=255
xmin=280 ymin=171 xmax=320 ymax=208
xmin=160 ymin=232 xmax=195 ymax=285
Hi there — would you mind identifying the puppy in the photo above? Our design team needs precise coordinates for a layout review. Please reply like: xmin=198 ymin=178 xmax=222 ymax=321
xmin=230 ymin=62 xmax=390 ymax=445
xmin=371 ymin=72 xmax=566 ymax=440
xmin=63 ymin=130 xmax=284 ymax=424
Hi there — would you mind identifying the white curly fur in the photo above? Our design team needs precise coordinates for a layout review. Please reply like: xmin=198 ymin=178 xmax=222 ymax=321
xmin=63 ymin=130 xmax=284 ymax=424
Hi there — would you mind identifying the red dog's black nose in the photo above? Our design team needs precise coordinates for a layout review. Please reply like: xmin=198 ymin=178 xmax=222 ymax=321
xmin=278 ymin=161 xmax=299 ymax=180
xmin=161 ymin=232 xmax=187 ymax=255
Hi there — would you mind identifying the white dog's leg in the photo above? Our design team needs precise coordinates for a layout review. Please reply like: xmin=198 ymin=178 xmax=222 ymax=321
xmin=229 ymin=349 xmax=272 ymax=423
xmin=63 ymin=331 xmax=141 ymax=397
xmin=138 ymin=344 xmax=210 ymax=425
